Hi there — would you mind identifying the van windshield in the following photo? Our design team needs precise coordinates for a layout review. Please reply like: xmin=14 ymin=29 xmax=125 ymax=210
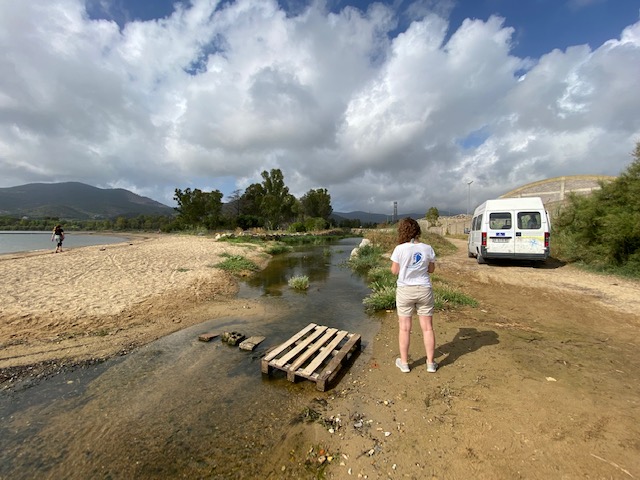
xmin=489 ymin=212 xmax=511 ymax=230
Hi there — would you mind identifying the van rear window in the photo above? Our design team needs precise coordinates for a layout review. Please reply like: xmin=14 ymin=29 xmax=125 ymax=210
xmin=518 ymin=212 xmax=541 ymax=229
xmin=489 ymin=213 xmax=511 ymax=230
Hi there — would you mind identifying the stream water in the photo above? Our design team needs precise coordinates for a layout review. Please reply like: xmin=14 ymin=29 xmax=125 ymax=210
xmin=0 ymin=237 xmax=382 ymax=479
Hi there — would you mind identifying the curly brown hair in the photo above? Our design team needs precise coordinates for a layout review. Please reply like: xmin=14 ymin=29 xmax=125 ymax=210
xmin=397 ymin=217 xmax=421 ymax=244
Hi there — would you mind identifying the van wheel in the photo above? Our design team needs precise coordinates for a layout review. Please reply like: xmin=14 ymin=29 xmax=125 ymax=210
xmin=477 ymin=253 xmax=487 ymax=264
xmin=468 ymin=249 xmax=474 ymax=258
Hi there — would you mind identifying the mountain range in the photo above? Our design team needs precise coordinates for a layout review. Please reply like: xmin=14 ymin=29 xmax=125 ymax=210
xmin=0 ymin=182 xmax=425 ymax=223
xmin=0 ymin=182 xmax=175 ymax=219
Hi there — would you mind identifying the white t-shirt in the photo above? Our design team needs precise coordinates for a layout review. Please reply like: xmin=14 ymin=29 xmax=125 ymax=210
xmin=390 ymin=241 xmax=436 ymax=287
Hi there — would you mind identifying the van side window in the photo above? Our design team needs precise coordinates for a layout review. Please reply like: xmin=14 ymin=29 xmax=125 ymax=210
xmin=518 ymin=212 xmax=541 ymax=229
xmin=475 ymin=214 xmax=482 ymax=230
xmin=489 ymin=212 xmax=511 ymax=230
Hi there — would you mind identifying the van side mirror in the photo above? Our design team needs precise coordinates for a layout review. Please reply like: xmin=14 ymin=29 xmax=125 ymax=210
xmin=464 ymin=228 xmax=470 ymax=234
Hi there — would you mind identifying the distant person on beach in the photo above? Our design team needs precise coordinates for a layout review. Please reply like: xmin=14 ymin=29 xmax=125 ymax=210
xmin=51 ymin=224 xmax=64 ymax=253
xmin=390 ymin=217 xmax=438 ymax=374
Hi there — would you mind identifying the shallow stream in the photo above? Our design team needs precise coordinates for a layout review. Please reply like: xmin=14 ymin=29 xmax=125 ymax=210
xmin=0 ymin=237 xmax=381 ymax=479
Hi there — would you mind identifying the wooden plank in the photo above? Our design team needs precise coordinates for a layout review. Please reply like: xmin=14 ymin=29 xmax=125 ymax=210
xmin=301 ymin=330 xmax=348 ymax=376
xmin=287 ymin=328 xmax=338 ymax=381
xmin=315 ymin=333 xmax=361 ymax=391
xmin=239 ymin=336 xmax=265 ymax=351
xmin=272 ymin=325 xmax=328 ymax=368
xmin=262 ymin=323 xmax=317 ymax=362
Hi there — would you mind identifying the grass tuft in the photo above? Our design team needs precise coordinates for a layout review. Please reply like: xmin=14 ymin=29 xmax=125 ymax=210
xmin=288 ymin=275 xmax=310 ymax=290
xmin=215 ymin=253 xmax=259 ymax=274
xmin=265 ymin=242 xmax=293 ymax=255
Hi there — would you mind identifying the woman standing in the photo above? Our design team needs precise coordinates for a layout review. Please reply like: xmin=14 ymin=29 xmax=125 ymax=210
xmin=390 ymin=217 xmax=438 ymax=373
xmin=51 ymin=224 xmax=64 ymax=253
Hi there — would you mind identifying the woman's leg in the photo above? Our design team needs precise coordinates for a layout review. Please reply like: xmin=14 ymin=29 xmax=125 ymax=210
xmin=398 ymin=315 xmax=412 ymax=364
xmin=418 ymin=315 xmax=435 ymax=364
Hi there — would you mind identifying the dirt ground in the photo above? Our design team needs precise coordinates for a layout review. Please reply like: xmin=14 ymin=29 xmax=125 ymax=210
xmin=2 ymin=236 xmax=639 ymax=479
xmin=263 ymin=239 xmax=640 ymax=479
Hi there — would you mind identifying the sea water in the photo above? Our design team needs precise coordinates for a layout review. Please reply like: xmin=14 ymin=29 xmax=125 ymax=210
xmin=0 ymin=231 xmax=129 ymax=255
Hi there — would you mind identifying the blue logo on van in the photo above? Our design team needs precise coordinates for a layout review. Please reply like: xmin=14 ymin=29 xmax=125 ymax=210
xmin=496 ymin=232 xmax=506 ymax=237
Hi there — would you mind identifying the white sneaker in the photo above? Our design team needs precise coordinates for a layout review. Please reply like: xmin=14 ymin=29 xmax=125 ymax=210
xmin=395 ymin=358 xmax=410 ymax=373
xmin=427 ymin=361 xmax=438 ymax=373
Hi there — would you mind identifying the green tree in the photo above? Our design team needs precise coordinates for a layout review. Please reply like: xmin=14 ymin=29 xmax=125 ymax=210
xmin=174 ymin=188 xmax=224 ymax=229
xmin=301 ymin=188 xmax=333 ymax=219
xmin=115 ymin=216 xmax=129 ymax=230
xmin=425 ymin=207 xmax=440 ymax=227
xmin=554 ymin=142 xmax=640 ymax=275
xmin=259 ymin=169 xmax=295 ymax=230
xmin=228 ymin=189 xmax=243 ymax=218
xmin=239 ymin=183 xmax=264 ymax=216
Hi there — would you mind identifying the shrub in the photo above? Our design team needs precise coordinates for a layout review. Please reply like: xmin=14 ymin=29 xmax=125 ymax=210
xmin=265 ymin=242 xmax=292 ymax=255
xmin=304 ymin=217 xmax=328 ymax=232
xmin=215 ymin=254 xmax=259 ymax=274
xmin=362 ymin=284 xmax=396 ymax=311
xmin=348 ymin=243 xmax=384 ymax=271
xmin=367 ymin=266 xmax=395 ymax=286
xmin=288 ymin=275 xmax=310 ymax=290
xmin=288 ymin=222 xmax=307 ymax=233
xmin=552 ymin=142 xmax=640 ymax=277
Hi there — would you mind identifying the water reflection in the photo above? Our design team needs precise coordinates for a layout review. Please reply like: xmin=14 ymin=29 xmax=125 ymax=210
xmin=0 ymin=237 xmax=380 ymax=479
xmin=242 ymin=246 xmax=334 ymax=296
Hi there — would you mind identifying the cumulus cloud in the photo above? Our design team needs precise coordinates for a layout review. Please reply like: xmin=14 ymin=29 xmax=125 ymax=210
xmin=0 ymin=0 xmax=638 ymax=214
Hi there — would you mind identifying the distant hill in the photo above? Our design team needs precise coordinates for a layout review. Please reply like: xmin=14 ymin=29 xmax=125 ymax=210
xmin=0 ymin=182 xmax=175 ymax=219
xmin=331 ymin=210 xmax=425 ymax=225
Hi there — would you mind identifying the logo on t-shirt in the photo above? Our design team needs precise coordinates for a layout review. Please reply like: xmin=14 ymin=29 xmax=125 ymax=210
xmin=409 ymin=252 xmax=423 ymax=269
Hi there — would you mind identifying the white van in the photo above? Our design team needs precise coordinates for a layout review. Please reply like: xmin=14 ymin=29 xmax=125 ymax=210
xmin=467 ymin=197 xmax=550 ymax=264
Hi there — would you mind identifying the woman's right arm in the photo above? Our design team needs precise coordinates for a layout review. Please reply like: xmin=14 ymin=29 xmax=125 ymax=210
xmin=391 ymin=261 xmax=400 ymax=275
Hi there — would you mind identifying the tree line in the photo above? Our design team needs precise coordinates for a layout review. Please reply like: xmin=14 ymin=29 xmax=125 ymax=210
xmin=173 ymin=168 xmax=339 ymax=231
xmin=0 ymin=169 xmax=370 ymax=232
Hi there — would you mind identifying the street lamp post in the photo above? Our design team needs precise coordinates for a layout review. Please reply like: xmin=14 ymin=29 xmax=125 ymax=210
xmin=466 ymin=180 xmax=473 ymax=216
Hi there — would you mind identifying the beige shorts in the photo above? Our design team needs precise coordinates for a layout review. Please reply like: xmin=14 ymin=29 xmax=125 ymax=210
xmin=396 ymin=285 xmax=434 ymax=317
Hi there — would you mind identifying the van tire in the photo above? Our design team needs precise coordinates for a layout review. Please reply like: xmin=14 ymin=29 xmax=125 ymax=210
xmin=477 ymin=253 xmax=487 ymax=264
xmin=468 ymin=249 xmax=474 ymax=258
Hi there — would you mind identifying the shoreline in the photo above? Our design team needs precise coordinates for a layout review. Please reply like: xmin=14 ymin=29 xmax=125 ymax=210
xmin=0 ymin=231 xmax=149 ymax=259
xmin=0 ymin=234 xmax=269 ymax=389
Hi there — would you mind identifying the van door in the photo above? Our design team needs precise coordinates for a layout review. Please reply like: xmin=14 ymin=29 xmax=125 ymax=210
xmin=468 ymin=213 xmax=483 ymax=256
xmin=487 ymin=211 xmax=514 ymax=256
xmin=515 ymin=211 xmax=545 ymax=256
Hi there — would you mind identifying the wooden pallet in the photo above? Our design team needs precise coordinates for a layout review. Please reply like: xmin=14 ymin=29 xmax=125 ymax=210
xmin=261 ymin=323 xmax=361 ymax=391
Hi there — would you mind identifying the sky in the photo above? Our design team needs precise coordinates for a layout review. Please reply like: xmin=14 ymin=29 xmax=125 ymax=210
xmin=1 ymin=0 xmax=639 ymax=215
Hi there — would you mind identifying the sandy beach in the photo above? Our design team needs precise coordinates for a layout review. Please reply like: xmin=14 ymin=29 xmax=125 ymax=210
xmin=0 ymin=234 xmax=269 ymax=378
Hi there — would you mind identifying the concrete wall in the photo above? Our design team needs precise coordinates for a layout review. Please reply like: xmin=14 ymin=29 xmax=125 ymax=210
xmin=500 ymin=175 xmax=614 ymax=205
xmin=419 ymin=216 xmax=470 ymax=236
